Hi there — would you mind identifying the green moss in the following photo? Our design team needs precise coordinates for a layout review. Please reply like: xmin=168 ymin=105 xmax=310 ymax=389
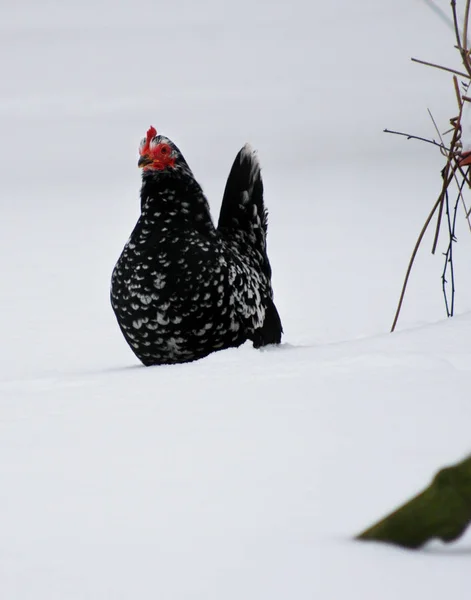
xmin=356 ymin=455 xmax=471 ymax=549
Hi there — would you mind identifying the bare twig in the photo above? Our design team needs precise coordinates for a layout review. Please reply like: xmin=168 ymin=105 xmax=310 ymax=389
xmin=427 ymin=108 xmax=450 ymax=157
xmin=428 ymin=109 xmax=447 ymax=147
xmin=431 ymin=104 xmax=463 ymax=254
xmin=451 ymin=160 xmax=471 ymax=230
xmin=431 ymin=194 xmax=446 ymax=255
xmin=390 ymin=182 xmax=452 ymax=333
xmin=383 ymin=128 xmax=449 ymax=152
xmin=464 ymin=0 xmax=471 ymax=54
xmin=441 ymin=171 xmax=464 ymax=317
xmin=452 ymin=0 xmax=463 ymax=50
xmin=427 ymin=108 xmax=456 ymax=252
xmin=411 ymin=57 xmax=470 ymax=79
xmin=449 ymin=179 xmax=463 ymax=314
xmin=453 ymin=75 xmax=463 ymax=109
xmin=456 ymin=0 xmax=471 ymax=77
xmin=442 ymin=189 xmax=453 ymax=316
xmin=389 ymin=0 xmax=471 ymax=330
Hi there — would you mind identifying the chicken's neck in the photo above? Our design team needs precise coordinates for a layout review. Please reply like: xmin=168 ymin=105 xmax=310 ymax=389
xmin=139 ymin=172 xmax=216 ymax=239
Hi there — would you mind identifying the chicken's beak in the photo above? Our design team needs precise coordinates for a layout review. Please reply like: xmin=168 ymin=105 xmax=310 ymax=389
xmin=138 ymin=154 xmax=152 ymax=168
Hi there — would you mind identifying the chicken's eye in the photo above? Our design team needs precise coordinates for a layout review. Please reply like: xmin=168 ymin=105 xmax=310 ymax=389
xmin=160 ymin=145 xmax=169 ymax=155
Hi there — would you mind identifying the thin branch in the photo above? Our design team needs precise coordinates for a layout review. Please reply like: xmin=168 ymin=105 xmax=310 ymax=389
xmin=464 ymin=0 xmax=471 ymax=76
xmin=383 ymin=128 xmax=450 ymax=152
xmin=452 ymin=0 xmax=463 ymax=50
xmin=442 ymin=126 xmax=457 ymax=135
xmin=449 ymin=181 xmax=463 ymax=314
xmin=431 ymin=101 xmax=464 ymax=254
xmin=428 ymin=108 xmax=446 ymax=147
xmin=431 ymin=166 xmax=459 ymax=256
xmin=453 ymin=75 xmax=463 ymax=110
xmin=411 ymin=57 xmax=470 ymax=79
xmin=427 ymin=108 xmax=457 ymax=255
xmin=464 ymin=0 xmax=471 ymax=55
xmin=389 ymin=0 xmax=471 ymax=330
xmin=451 ymin=160 xmax=471 ymax=230
xmin=457 ymin=0 xmax=471 ymax=78
xmin=390 ymin=188 xmax=450 ymax=333
xmin=432 ymin=195 xmax=446 ymax=255
xmin=441 ymin=189 xmax=453 ymax=316
xmin=428 ymin=108 xmax=449 ymax=158
xmin=441 ymin=174 xmax=463 ymax=318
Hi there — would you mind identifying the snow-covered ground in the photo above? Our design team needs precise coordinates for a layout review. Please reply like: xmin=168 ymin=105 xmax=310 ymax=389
xmin=1 ymin=0 xmax=471 ymax=597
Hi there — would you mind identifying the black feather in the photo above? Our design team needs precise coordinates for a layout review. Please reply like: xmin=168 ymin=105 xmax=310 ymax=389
xmin=111 ymin=135 xmax=282 ymax=365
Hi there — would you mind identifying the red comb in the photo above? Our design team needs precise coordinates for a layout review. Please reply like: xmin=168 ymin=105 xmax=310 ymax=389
xmin=141 ymin=125 xmax=157 ymax=154
xmin=146 ymin=125 xmax=157 ymax=143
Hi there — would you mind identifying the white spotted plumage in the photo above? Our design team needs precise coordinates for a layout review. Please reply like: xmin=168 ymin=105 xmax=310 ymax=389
xmin=110 ymin=128 xmax=282 ymax=365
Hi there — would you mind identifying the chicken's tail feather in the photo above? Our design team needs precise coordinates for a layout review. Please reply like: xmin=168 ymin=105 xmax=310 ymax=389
xmin=217 ymin=144 xmax=268 ymax=246
xmin=219 ymin=144 xmax=282 ymax=344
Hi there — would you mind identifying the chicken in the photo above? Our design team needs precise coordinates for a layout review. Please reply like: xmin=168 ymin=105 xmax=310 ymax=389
xmin=110 ymin=126 xmax=282 ymax=365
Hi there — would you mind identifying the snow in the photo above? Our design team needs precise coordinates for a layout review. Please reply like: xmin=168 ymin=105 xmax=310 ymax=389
xmin=1 ymin=0 xmax=471 ymax=597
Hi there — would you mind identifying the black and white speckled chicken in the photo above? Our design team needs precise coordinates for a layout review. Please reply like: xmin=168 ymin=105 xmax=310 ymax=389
xmin=111 ymin=126 xmax=282 ymax=365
